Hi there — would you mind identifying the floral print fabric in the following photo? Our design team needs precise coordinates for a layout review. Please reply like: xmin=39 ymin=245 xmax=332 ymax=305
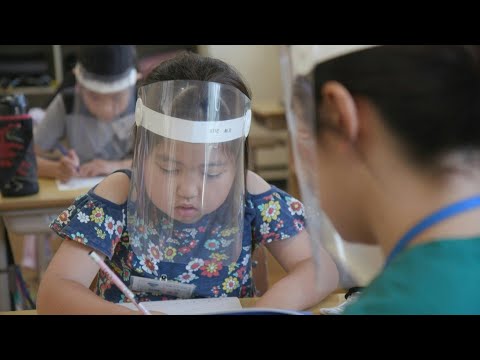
xmin=50 ymin=172 xmax=306 ymax=303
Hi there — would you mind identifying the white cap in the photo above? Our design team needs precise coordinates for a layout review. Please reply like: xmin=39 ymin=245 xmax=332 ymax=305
xmin=291 ymin=45 xmax=380 ymax=76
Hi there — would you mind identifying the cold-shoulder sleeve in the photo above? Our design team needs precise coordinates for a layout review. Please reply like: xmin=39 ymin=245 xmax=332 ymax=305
xmin=247 ymin=186 xmax=306 ymax=246
xmin=49 ymin=190 xmax=126 ymax=259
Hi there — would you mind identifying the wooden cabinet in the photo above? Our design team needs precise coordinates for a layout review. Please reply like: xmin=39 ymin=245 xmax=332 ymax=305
xmin=0 ymin=45 xmax=62 ymax=97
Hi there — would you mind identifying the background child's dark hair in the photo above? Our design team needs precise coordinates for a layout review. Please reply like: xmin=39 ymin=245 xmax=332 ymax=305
xmin=78 ymin=45 xmax=137 ymax=79
xmin=313 ymin=45 xmax=480 ymax=173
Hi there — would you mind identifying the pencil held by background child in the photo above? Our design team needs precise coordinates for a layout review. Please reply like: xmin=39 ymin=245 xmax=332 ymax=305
xmin=55 ymin=143 xmax=80 ymax=173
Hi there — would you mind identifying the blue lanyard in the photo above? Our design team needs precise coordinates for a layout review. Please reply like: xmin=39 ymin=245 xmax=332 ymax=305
xmin=384 ymin=195 xmax=480 ymax=267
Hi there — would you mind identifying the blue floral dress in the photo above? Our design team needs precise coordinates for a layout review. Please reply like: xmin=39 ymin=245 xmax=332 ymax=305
xmin=50 ymin=170 xmax=306 ymax=303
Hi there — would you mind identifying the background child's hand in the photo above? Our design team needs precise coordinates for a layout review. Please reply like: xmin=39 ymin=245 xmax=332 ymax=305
xmin=79 ymin=159 xmax=113 ymax=177
xmin=56 ymin=152 xmax=79 ymax=182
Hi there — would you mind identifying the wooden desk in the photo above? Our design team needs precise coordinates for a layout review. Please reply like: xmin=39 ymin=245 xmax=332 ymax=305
xmin=0 ymin=178 xmax=90 ymax=311
xmin=0 ymin=292 xmax=346 ymax=315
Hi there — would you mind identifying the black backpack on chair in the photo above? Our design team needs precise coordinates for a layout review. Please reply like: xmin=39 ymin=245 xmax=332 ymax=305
xmin=0 ymin=94 xmax=39 ymax=197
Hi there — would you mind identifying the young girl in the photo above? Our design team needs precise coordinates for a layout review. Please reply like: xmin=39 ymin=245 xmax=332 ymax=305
xmin=34 ymin=45 xmax=138 ymax=182
xmin=283 ymin=45 xmax=480 ymax=314
xmin=36 ymin=52 xmax=339 ymax=314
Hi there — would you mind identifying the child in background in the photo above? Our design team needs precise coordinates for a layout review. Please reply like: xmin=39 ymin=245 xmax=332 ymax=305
xmin=36 ymin=52 xmax=339 ymax=314
xmin=17 ymin=46 xmax=139 ymax=279
xmin=34 ymin=45 xmax=138 ymax=182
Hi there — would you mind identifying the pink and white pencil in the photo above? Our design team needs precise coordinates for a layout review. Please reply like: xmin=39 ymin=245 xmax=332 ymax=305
xmin=88 ymin=251 xmax=151 ymax=315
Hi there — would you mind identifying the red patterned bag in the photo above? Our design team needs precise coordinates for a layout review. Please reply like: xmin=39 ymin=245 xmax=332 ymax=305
xmin=0 ymin=94 xmax=39 ymax=196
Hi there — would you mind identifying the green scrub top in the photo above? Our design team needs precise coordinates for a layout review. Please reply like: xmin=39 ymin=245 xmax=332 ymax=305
xmin=343 ymin=237 xmax=480 ymax=315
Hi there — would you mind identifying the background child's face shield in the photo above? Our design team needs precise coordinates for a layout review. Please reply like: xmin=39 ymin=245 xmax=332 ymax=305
xmin=128 ymin=80 xmax=251 ymax=269
xmin=280 ymin=45 xmax=384 ymax=289
xmin=73 ymin=64 xmax=137 ymax=94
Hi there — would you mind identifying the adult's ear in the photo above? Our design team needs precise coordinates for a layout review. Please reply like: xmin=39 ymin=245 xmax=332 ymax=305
xmin=321 ymin=81 xmax=359 ymax=142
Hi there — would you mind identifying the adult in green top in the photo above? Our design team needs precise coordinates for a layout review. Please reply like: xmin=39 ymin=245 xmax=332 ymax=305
xmin=283 ymin=45 xmax=480 ymax=315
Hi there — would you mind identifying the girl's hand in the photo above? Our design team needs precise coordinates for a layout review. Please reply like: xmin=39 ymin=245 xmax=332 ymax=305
xmin=129 ymin=310 xmax=165 ymax=315
xmin=150 ymin=311 xmax=166 ymax=315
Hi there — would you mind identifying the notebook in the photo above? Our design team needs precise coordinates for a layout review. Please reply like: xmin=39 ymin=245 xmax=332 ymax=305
xmin=118 ymin=297 xmax=242 ymax=315
xmin=117 ymin=297 xmax=310 ymax=315
xmin=56 ymin=176 xmax=105 ymax=191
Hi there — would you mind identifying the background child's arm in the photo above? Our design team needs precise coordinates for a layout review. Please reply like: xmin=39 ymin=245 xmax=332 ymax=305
xmin=35 ymin=147 xmax=79 ymax=182
xmin=36 ymin=240 xmax=141 ymax=314
xmin=79 ymin=158 xmax=132 ymax=177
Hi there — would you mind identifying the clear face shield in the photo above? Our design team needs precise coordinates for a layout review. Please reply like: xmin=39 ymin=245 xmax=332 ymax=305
xmin=280 ymin=45 xmax=384 ymax=289
xmin=128 ymin=80 xmax=251 ymax=268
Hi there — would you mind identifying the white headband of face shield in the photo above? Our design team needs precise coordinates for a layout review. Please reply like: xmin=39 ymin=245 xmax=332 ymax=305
xmin=73 ymin=64 xmax=137 ymax=94
xmin=135 ymin=98 xmax=252 ymax=143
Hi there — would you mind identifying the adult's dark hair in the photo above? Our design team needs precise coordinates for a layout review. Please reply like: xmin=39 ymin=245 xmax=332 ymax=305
xmin=313 ymin=45 xmax=480 ymax=172
xmin=139 ymin=51 xmax=252 ymax=172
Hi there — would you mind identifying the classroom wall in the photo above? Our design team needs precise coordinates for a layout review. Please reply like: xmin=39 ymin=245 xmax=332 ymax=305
xmin=198 ymin=45 xmax=283 ymax=105
xmin=197 ymin=46 xmax=288 ymax=182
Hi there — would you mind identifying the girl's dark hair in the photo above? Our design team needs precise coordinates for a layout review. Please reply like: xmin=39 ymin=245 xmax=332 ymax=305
xmin=141 ymin=52 xmax=250 ymax=97
xmin=313 ymin=45 xmax=480 ymax=171
xmin=137 ymin=51 xmax=252 ymax=172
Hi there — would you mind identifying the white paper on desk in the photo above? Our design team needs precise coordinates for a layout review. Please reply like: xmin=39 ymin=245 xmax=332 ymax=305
xmin=56 ymin=176 xmax=105 ymax=191
xmin=118 ymin=297 xmax=242 ymax=315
